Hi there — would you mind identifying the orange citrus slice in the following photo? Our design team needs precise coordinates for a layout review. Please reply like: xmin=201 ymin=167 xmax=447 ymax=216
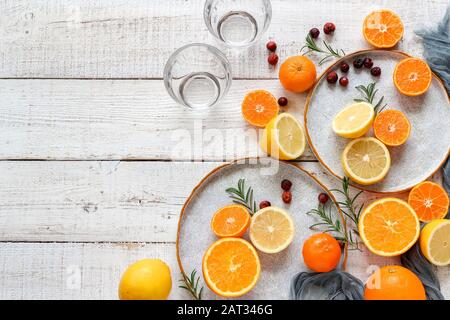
xmin=211 ymin=204 xmax=251 ymax=238
xmin=408 ymin=181 xmax=449 ymax=222
xmin=359 ymin=198 xmax=420 ymax=256
xmin=393 ymin=58 xmax=432 ymax=96
xmin=241 ymin=90 xmax=279 ymax=127
xmin=363 ymin=10 xmax=404 ymax=48
xmin=202 ymin=238 xmax=260 ymax=297
xmin=373 ymin=110 xmax=411 ymax=146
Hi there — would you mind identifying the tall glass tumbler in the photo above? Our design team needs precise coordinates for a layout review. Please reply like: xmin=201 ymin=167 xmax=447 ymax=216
xmin=204 ymin=0 xmax=272 ymax=47
xmin=164 ymin=43 xmax=232 ymax=110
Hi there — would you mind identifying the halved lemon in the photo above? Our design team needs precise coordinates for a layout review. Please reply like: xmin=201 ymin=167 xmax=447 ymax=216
xmin=249 ymin=206 xmax=295 ymax=254
xmin=359 ymin=198 xmax=420 ymax=257
xmin=260 ymin=113 xmax=306 ymax=160
xmin=420 ymin=219 xmax=450 ymax=266
xmin=341 ymin=137 xmax=391 ymax=185
xmin=332 ymin=102 xmax=375 ymax=138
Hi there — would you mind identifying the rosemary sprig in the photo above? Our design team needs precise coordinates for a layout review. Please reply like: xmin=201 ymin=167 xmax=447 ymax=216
xmin=330 ymin=177 xmax=364 ymax=238
xmin=354 ymin=82 xmax=387 ymax=114
xmin=179 ymin=269 xmax=203 ymax=300
xmin=226 ymin=179 xmax=257 ymax=214
xmin=306 ymin=201 xmax=359 ymax=250
xmin=301 ymin=34 xmax=345 ymax=65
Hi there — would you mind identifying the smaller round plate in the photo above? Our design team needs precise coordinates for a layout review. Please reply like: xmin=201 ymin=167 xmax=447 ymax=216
xmin=305 ymin=50 xmax=449 ymax=194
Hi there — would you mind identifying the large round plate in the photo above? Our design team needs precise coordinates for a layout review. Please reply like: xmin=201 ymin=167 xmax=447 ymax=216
xmin=177 ymin=158 xmax=345 ymax=299
xmin=305 ymin=50 xmax=450 ymax=193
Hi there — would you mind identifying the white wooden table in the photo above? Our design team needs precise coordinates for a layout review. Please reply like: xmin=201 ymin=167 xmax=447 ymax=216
xmin=0 ymin=0 xmax=448 ymax=299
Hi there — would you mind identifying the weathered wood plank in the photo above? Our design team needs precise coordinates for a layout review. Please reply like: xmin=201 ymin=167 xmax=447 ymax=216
xmin=0 ymin=241 xmax=448 ymax=299
xmin=0 ymin=79 xmax=314 ymax=160
xmin=0 ymin=160 xmax=443 ymax=242
xmin=0 ymin=0 xmax=447 ymax=79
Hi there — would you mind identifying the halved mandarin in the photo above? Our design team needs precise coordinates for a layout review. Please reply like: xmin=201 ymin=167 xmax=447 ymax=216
xmin=359 ymin=198 xmax=420 ymax=257
xmin=202 ymin=238 xmax=260 ymax=297
xmin=373 ymin=110 xmax=411 ymax=146
xmin=211 ymin=204 xmax=251 ymax=238
xmin=393 ymin=58 xmax=432 ymax=96
xmin=363 ymin=10 xmax=404 ymax=48
xmin=242 ymin=90 xmax=279 ymax=127
xmin=408 ymin=181 xmax=449 ymax=222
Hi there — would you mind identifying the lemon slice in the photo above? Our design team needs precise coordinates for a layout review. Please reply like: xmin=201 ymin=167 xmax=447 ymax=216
xmin=341 ymin=137 xmax=391 ymax=185
xmin=260 ymin=113 xmax=305 ymax=160
xmin=249 ymin=206 xmax=295 ymax=254
xmin=332 ymin=102 xmax=375 ymax=138
xmin=420 ymin=219 xmax=450 ymax=266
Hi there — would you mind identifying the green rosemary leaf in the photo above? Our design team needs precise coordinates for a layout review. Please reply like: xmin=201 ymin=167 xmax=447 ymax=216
xmin=226 ymin=179 xmax=257 ymax=215
xmin=179 ymin=269 xmax=204 ymax=300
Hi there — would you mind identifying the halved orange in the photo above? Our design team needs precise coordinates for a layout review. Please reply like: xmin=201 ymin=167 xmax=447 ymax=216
xmin=202 ymin=238 xmax=260 ymax=297
xmin=242 ymin=90 xmax=279 ymax=127
xmin=363 ymin=10 xmax=404 ymax=48
xmin=359 ymin=198 xmax=420 ymax=257
xmin=211 ymin=204 xmax=251 ymax=238
xmin=393 ymin=58 xmax=432 ymax=96
xmin=408 ymin=181 xmax=449 ymax=222
xmin=373 ymin=110 xmax=411 ymax=146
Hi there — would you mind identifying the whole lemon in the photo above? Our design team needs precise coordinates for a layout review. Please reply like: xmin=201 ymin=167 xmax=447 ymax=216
xmin=118 ymin=259 xmax=172 ymax=300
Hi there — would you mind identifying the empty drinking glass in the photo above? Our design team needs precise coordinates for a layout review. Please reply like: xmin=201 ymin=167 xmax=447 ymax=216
xmin=164 ymin=43 xmax=232 ymax=110
xmin=204 ymin=0 xmax=272 ymax=47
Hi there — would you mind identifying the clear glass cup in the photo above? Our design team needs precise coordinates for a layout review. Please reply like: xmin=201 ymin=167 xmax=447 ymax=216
xmin=204 ymin=0 xmax=272 ymax=47
xmin=164 ymin=43 xmax=232 ymax=110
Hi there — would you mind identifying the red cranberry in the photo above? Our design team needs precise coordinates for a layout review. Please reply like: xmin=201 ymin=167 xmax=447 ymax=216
xmin=363 ymin=57 xmax=373 ymax=69
xmin=282 ymin=191 xmax=292 ymax=204
xmin=281 ymin=179 xmax=293 ymax=191
xmin=259 ymin=200 xmax=271 ymax=209
xmin=353 ymin=58 xmax=364 ymax=69
xmin=278 ymin=97 xmax=288 ymax=107
xmin=339 ymin=76 xmax=349 ymax=87
xmin=371 ymin=66 xmax=381 ymax=77
xmin=266 ymin=41 xmax=277 ymax=52
xmin=268 ymin=53 xmax=279 ymax=66
xmin=323 ymin=22 xmax=336 ymax=35
xmin=318 ymin=193 xmax=329 ymax=204
xmin=326 ymin=71 xmax=338 ymax=84
xmin=340 ymin=62 xmax=350 ymax=73
xmin=309 ymin=28 xmax=320 ymax=39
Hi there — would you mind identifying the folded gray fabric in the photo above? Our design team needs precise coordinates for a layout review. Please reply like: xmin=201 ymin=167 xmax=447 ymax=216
xmin=290 ymin=270 xmax=364 ymax=300
xmin=401 ymin=243 xmax=445 ymax=300
xmin=415 ymin=6 xmax=450 ymax=95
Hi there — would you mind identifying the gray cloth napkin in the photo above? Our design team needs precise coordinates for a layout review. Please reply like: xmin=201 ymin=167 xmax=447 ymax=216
xmin=415 ymin=6 xmax=450 ymax=95
xmin=290 ymin=270 xmax=364 ymax=300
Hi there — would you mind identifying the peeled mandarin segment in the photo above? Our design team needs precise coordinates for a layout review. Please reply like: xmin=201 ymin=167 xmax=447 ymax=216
xmin=363 ymin=10 xmax=404 ymax=48
xmin=332 ymin=102 xmax=375 ymax=138
xmin=408 ymin=181 xmax=449 ymax=222
xmin=373 ymin=110 xmax=411 ymax=146
xmin=203 ymin=238 xmax=260 ymax=297
xmin=393 ymin=58 xmax=432 ymax=96
xmin=241 ymin=90 xmax=279 ymax=127
xmin=359 ymin=198 xmax=420 ymax=256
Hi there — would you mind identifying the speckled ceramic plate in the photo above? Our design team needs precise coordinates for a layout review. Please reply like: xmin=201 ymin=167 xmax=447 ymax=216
xmin=305 ymin=50 xmax=450 ymax=194
xmin=176 ymin=158 xmax=346 ymax=300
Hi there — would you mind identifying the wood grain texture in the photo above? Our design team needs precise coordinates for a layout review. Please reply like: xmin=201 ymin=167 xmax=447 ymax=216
xmin=0 ymin=79 xmax=313 ymax=160
xmin=0 ymin=0 xmax=447 ymax=79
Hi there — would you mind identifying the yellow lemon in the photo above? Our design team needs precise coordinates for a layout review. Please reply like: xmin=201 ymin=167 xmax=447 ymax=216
xmin=118 ymin=259 xmax=172 ymax=300
xmin=332 ymin=102 xmax=375 ymax=138
xmin=260 ymin=113 xmax=306 ymax=160
xmin=420 ymin=219 xmax=450 ymax=266
xmin=249 ymin=206 xmax=295 ymax=253
xmin=341 ymin=137 xmax=390 ymax=185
